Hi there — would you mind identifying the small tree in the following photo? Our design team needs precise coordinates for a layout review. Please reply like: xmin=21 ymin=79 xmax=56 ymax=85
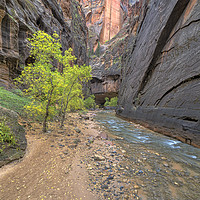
xmin=15 ymin=30 xmax=91 ymax=132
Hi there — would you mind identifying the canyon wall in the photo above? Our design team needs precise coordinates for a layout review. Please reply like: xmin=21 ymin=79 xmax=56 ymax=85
xmin=117 ymin=0 xmax=200 ymax=147
xmin=84 ymin=0 xmax=138 ymax=103
xmin=0 ymin=0 xmax=88 ymax=87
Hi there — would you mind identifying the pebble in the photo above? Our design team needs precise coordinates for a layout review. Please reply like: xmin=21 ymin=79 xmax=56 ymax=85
xmin=74 ymin=128 xmax=81 ymax=133
xmin=94 ymin=155 xmax=105 ymax=161
xmin=163 ymin=163 xmax=169 ymax=167
xmin=107 ymin=175 xmax=114 ymax=180
xmin=63 ymin=150 xmax=68 ymax=155
xmin=101 ymin=184 xmax=108 ymax=189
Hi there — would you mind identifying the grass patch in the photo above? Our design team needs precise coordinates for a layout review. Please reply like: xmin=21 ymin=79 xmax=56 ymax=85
xmin=0 ymin=87 xmax=31 ymax=117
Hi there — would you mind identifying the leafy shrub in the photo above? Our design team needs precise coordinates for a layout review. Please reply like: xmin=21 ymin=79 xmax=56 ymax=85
xmin=84 ymin=95 xmax=96 ymax=109
xmin=0 ymin=119 xmax=16 ymax=152
xmin=104 ymin=97 xmax=118 ymax=107
xmin=109 ymin=97 xmax=118 ymax=107
xmin=104 ymin=97 xmax=110 ymax=107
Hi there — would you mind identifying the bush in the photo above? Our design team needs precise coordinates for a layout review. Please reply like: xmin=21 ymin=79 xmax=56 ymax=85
xmin=104 ymin=97 xmax=118 ymax=107
xmin=84 ymin=95 xmax=96 ymax=109
xmin=104 ymin=97 xmax=110 ymax=107
xmin=0 ymin=119 xmax=16 ymax=152
xmin=109 ymin=97 xmax=118 ymax=107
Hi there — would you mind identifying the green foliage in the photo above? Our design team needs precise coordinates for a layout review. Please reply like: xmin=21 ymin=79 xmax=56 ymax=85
xmin=0 ymin=87 xmax=31 ymax=116
xmin=104 ymin=97 xmax=110 ymax=107
xmin=0 ymin=119 xmax=16 ymax=153
xmin=15 ymin=30 xmax=92 ymax=131
xmin=104 ymin=97 xmax=118 ymax=107
xmin=109 ymin=97 xmax=118 ymax=106
xmin=84 ymin=95 xmax=96 ymax=109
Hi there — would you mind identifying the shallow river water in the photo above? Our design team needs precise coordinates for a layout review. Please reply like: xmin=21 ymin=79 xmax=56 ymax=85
xmin=95 ymin=111 xmax=200 ymax=200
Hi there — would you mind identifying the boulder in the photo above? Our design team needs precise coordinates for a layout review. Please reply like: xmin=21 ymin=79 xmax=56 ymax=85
xmin=0 ymin=106 xmax=27 ymax=167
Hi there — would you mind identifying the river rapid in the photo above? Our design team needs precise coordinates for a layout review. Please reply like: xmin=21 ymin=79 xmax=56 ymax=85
xmin=94 ymin=111 xmax=200 ymax=200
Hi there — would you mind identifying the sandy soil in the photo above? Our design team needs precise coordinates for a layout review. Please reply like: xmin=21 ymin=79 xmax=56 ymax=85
xmin=0 ymin=112 xmax=102 ymax=200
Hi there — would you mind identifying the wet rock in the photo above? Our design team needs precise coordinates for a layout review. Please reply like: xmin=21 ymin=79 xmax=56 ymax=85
xmin=73 ymin=139 xmax=81 ymax=144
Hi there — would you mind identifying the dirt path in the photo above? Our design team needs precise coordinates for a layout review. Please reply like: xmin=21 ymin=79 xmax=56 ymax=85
xmin=0 ymin=113 xmax=99 ymax=200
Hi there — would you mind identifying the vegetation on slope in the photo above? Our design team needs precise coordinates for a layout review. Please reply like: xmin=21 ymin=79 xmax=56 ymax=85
xmin=0 ymin=87 xmax=31 ymax=117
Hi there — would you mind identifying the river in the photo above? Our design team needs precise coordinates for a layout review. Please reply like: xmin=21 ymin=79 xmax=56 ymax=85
xmin=94 ymin=111 xmax=200 ymax=200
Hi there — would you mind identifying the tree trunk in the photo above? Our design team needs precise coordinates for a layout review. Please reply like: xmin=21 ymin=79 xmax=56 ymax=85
xmin=60 ymin=112 xmax=65 ymax=128
xmin=43 ymin=87 xmax=54 ymax=132
xmin=60 ymin=101 xmax=68 ymax=128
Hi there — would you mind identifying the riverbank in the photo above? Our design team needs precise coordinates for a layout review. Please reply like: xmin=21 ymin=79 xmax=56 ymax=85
xmin=0 ymin=111 xmax=133 ymax=200
xmin=1 ymin=111 xmax=200 ymax=200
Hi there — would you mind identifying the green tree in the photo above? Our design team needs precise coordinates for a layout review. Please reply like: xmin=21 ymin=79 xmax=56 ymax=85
xmin=59 ymin=63 xmax=91 ymax=127
xmin=15 ymin=30 xmax=91 ymax=132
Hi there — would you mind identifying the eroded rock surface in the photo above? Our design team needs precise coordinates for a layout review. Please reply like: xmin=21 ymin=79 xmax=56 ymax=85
xmin=0 ymin=106 xmax=27 ymax=167
xmin=0 ymin=0 xmax=88 ymax=87
xmin=87 ymin=0 xmax=141 ymax=104
xmin=117 ymin=0 xmax=200 ymax=147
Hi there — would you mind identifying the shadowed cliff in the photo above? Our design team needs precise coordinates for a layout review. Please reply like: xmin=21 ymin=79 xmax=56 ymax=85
xmin=117 ymin=0 xmax=200 ymax=147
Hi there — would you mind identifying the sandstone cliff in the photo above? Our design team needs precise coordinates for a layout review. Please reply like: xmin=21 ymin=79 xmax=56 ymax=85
xmin=0 ymin=0 xmax=88 ymax=87
xmin=83 ymin=0 xmax=138 ymax=104
xmin=117 ymin=0 xmax=200 ymax=147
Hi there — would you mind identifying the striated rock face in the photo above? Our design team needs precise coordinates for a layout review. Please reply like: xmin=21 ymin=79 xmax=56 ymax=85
xmin=100 ymin=0 xmax=121 ymax=43
xmin=59 ymin=0 xmax=89 ymax=65
xmin=117 ymin=0 xmax=200 ymax=147
xmin=89 ymin=26 xmax=129 ymax=104
xmin=0 ymin=0 xmax=88 ymax=87
xmin=89 ymin=1 xmax=143 ymax=104
xmin=70 ymin=0 xmax=89 ymax=66
xmin=80 ymin=0 xmax=132 ymax=51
